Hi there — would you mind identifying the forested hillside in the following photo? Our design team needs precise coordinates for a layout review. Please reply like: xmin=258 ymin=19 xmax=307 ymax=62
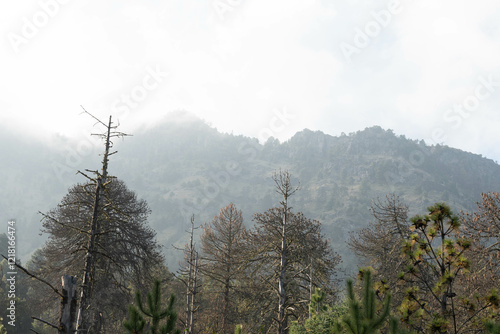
xmin=1 ymin=113 xmax=500 ymax=269
xmin=2 ymin=113 xmax=500 ymax=333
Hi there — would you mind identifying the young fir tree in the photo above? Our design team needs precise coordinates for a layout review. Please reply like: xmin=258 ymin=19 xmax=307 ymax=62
xmin=123 ymin=306 xmax=146 ymax=334
xmin=309 ymin=288 xmax=328 ymax=318
xmin=124 ymin=279 xmax=181 ymax=334
xmin=335 ymin=268 xmax=395 ymax=334
xmin=293 ymin=288 xmax=345 ymax=334
xmin=290 ymin=271 xmax=407 ymax=334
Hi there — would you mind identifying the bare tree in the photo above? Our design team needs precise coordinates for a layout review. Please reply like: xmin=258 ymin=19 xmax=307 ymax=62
xmin=75 ymin=112 xmax=122 ymax=332
xmin=186 ymin=216 xmax=199 ymax=334
xmin=463 ymin=192 xmax=500 ymax=258
xmin=273 ymin=170 xmax=299 ymax=334
xmin=200 ymin=203 xmax=247 ymax=334
xmin=461 ymin=192 xmax=500 ymax=329
xmin=37 ymin=178 xmax=164 ymax=332
xmin=35 ymin=112 xmax=162 ymax=333
xmin=246 ymin=209 xmax=340 ymax=332
xmin=242 ymin=170 xmax=339 ymax=334
xmin=348 ymin=194 xmax=410 ymax=306
xmin=175 ymin=215 xmax=200 ymax=334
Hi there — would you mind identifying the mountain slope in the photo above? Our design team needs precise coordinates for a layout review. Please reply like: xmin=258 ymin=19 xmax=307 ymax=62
xmin=111 ymin=118 xmax=500 ymax=269
xmin=1 ymin=116 xmax=499 ymax=271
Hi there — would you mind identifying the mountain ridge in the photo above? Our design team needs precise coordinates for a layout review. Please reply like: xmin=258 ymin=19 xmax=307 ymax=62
xmin=1 ymin=117 xmax=499 ymax=271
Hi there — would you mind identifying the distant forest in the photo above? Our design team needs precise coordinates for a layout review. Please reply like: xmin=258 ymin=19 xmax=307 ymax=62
xmin=0 ymin=113 xmax=499 ymax=333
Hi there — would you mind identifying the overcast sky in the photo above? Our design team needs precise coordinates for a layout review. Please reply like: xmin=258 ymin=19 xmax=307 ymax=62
xmin=1 ymin=0 xmax=499 ymax=162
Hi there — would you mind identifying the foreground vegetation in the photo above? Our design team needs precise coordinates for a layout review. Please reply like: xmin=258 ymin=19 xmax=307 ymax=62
xmin=1 ymin=190 xmax=499 ymax=333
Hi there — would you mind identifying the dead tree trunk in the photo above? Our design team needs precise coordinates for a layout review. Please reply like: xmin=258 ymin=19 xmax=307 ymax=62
xmin=273 ymin=170 xmax=299 ymax=334
xmin=277 ymin=199 xmax=287 ymax=334
xmin=1 ymin=257 xmax=73 ymax=333
xmin=59 ymin=275 xmax=78 ymax=333
xmin=75 ymin=174 xmax=102 ymax=333
xmin=75 ymin=113 xmax=127 ymax=333
xmin=308 ymin=257 xmax=313 ymax=320
xmin=184 ymin=215 xmax=199 ymax=334
xmin=185 ymin=216 xmax=195 ymax=334
xmin=188 ymin=251 xmax=199 ymax=334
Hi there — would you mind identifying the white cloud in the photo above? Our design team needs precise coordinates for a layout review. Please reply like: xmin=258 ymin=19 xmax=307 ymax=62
xmin=0 ymin=0 xmax=499 ymax=161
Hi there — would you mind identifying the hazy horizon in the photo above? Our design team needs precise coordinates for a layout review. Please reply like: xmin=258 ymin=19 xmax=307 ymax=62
xmin=1 ymin=1 xmax=499 ymax=162
xmin=2 ymin=109 xmax=499 ymax=165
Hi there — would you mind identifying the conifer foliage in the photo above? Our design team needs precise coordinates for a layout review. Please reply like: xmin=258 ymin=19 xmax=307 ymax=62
xmin=335 ymin=269 xmax=394 ymax=334
xmin=123 ymin=306 xmax=146 ymax=334
xmin=399 ymin=203 xmax=499 ymax=333
xmin=124 ymin=279 xmax=181 ymax=334
xmin=309 ymin=288 xmax=328 ymax=318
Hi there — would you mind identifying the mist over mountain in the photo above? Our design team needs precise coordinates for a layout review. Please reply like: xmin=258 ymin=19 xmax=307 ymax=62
xmin=2 ymin=113 xmax=500 ymax=271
